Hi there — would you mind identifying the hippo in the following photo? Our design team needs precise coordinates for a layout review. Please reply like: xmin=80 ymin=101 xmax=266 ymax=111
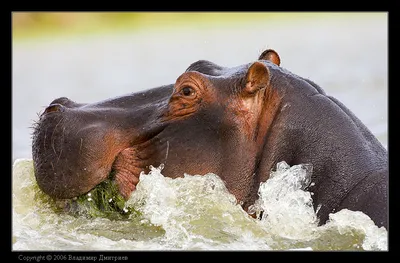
xmin=31 ymin=49 xmax=388 ymax=229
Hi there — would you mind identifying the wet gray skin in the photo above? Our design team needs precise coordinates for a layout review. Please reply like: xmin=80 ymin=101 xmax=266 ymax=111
xmin=32 ymin=50 xmax=388 ymax=228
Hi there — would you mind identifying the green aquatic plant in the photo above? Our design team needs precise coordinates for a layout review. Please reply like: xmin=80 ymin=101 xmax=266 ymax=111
xmin=75 ymin=183 xmax=136 ymax=219
xmin=49 ymin=171 xmax=141 ymax=220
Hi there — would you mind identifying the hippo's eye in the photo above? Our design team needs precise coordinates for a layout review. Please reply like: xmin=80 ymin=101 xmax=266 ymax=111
xmin=181 ymin=86 xmax=196 ymax=97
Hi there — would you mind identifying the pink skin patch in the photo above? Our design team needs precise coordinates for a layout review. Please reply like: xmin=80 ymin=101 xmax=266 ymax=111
xmin=111 ymin=147 xmax=144 ymax=200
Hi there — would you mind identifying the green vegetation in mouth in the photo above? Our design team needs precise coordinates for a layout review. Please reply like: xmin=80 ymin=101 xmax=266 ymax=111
xmin=55 ymin=175 xmax=140 ymax=220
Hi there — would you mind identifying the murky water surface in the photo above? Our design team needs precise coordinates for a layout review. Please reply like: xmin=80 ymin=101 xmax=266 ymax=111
xmin=12 ymin=159 xmax=387 ymax=251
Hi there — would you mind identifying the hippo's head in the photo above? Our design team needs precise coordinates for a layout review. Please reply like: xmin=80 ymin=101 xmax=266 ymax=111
xmin=32 ymin=50 xmax=284 ymax=212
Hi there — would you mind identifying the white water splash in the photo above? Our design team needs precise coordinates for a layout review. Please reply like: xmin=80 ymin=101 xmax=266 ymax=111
xmin=126 ymin=165 xmax=272 ymax=250
xmin=12 ymin=159 xmax=388 ymax=251
xmin=250 ymin=161 xmax=318 ymax=239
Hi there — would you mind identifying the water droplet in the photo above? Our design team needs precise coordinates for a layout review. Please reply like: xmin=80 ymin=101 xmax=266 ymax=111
xmin=277 ymin=161 xmax=290 ymax=171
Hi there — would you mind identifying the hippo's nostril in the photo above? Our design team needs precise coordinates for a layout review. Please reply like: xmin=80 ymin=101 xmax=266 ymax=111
xmin=43 ymin=103 xmax=65 ymax=114
xmin=50 ymin=97 xmax=72 ymax=106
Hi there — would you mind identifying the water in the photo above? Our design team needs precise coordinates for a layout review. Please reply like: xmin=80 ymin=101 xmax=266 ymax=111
xmin=12 ymin=13 xmax=388 ymax=251
xmin=12 ymin=159 xmax=387 ymax=251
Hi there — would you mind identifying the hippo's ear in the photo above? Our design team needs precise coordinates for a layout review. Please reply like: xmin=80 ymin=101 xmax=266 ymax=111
xmin=244 ymin=61 xmax=270 ymax=95
xmin=258 ymin=49 xmax=280 ymax=66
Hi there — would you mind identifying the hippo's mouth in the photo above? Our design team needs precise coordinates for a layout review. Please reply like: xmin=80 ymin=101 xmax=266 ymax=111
xmin=99 ymin=135 xmax=164 ymax=203
xmin=58 ymin=176 xmax=133 ymax=218
xmin=52 ymin=146 xmax=152 ymax=217
xmin=110 ymin=147 xmax=146 ymax=200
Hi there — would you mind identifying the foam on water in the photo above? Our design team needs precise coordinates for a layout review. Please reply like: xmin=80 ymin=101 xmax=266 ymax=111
xmin=12 ymin=159 xmax=388 ymax=251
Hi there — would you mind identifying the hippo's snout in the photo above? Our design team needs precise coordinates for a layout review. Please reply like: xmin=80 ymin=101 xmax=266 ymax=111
xmin=32 ymin=99 xmax=127 ymax=199
xmin=33 ymin=111 xmax=108 ymax=199
xmin=32 ymin=93 xmax=168 ymax=201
